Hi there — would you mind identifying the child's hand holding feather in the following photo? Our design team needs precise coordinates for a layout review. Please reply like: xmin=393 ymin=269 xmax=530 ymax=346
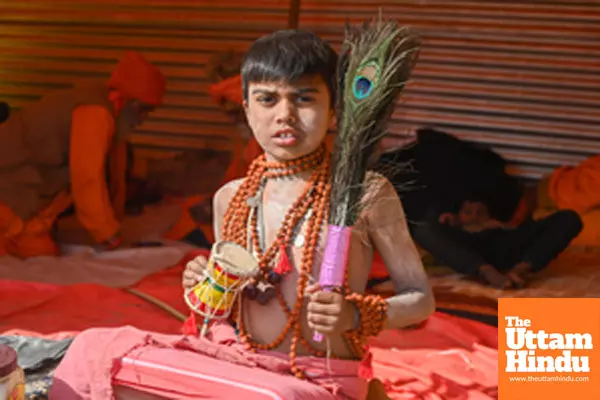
xmin=305 ymin=283 xmax=357 ymax=336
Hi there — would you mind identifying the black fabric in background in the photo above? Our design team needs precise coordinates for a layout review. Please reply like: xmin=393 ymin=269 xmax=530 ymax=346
xmin=374 ymin=128 xmax=523 ymax=224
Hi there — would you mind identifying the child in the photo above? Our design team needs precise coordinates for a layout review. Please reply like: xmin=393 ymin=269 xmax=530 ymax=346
xmin=52 ymin=29 xmax=434 ymax=400
xmin=183 ymin=29 xmax=434 ymax=392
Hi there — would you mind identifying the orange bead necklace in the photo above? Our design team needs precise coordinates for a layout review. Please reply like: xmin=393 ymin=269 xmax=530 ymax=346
xmin=221 ymin=145 xmax=338 ymax=377
xmin=221 ymin=145 xmax=381 ymax=379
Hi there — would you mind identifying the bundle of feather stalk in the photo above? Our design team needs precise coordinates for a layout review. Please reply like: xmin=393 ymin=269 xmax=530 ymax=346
xmin=314 ymin=16 xmax=420 ymax=343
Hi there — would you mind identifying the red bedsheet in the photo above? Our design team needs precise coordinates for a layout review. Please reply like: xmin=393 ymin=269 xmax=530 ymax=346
xmin=0 ymin=249 xmax=498 ymax=399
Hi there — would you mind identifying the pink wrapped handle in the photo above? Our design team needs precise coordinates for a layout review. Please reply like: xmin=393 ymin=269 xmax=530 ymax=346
xmin=313 ymin=225 xmax=352 ymax=343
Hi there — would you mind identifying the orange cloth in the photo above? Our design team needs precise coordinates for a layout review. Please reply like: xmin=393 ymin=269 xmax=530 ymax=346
xmin=70 ymin=105 xmax=121 ymax=243
xmin=572 ymin=210 xmax=600 ymax=246
xmin=538 ymin=155 xmax=600 ymax=247
xmin=0 ymin=191 xmax=73 ymax=258
xmin=548 ymin=155 xmax=600 ymax=214
xmin=208 ymin=75 xmax=243 ymax=106
xmin=369 ymin=251 xmax=389 ymax=280
xmin=108 ymin=51 xmax=166 ymax=107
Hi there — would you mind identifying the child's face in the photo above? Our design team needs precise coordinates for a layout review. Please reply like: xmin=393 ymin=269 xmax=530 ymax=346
xmin=458 ymin=201 xmax=490 ymax=225
xmin=243 ymin=75 xmax=333 ymax=162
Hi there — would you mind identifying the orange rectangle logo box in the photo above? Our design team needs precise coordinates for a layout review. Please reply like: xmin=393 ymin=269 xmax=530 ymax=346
xmin=499 ymin=298 xmax=600 ymax=400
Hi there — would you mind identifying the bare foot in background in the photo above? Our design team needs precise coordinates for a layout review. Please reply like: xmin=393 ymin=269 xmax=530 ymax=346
xmin=506 ymin=262 xmax=532 ymax=289
xmin=478 ymin=264 xmax=512 ymax=290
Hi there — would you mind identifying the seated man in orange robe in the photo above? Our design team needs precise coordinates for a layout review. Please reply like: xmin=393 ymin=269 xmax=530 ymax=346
xmin=0 ymin=51 xmax=166 ymax=258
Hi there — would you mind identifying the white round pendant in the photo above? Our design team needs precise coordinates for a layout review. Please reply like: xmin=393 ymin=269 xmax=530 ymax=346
xmin=294 ymin=234 xmax=305 ymax=248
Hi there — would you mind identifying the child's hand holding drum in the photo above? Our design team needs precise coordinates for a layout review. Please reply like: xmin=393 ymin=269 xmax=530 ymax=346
xmin=183 ymin=241 xmax=259 ymax=337
xmin=182 ymin=255 xmax=208 ymax=290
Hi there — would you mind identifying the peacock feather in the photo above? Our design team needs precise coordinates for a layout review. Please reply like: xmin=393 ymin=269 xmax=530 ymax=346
xmin=314 ymin=16 xmax=420 ymax=344
xmin=329 ymin=16 xmax=420 ymax=227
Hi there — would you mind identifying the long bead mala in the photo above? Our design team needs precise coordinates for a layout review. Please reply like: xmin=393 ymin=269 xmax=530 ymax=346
xmin=221 ymin=145 xmax=386 ymax=378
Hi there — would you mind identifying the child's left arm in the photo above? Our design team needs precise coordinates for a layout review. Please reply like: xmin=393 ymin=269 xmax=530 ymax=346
xmin=306 ymin=175 xmax=435 ymax=336
xmin=366 ymin=177 xmax=436 ymax=329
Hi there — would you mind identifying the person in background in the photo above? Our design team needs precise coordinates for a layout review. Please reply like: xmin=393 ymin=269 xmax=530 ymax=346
xmin=414 ymin=199 xmax=582 ymax=289
xmin=367 ymin=127 xmax=529 ymax=290
xmin=376 ymin=127 xmax=580 ymax=289
xmin=0 ymin=51 xmax=166 ymax=258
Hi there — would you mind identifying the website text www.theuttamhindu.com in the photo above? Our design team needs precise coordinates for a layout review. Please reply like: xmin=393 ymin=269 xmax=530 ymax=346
xmin=509 ymin=376 xmax=590 ymax=383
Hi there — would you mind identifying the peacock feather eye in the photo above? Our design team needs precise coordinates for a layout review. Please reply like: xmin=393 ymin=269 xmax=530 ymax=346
xmin=353 ymin=76 xmax=372 ymax=99
xmin=352 ymin=61 xmax=380 ymax=100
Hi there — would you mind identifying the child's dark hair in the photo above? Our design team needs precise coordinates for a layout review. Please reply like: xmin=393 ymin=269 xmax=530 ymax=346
xmin=241 ymin=30 xmax=338 ymax=107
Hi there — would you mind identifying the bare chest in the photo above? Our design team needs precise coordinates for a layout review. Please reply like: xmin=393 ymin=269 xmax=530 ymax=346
xmin=243 ymin=181 xmax=372 ymax=356
xmin=252 ymin=181 xmax=325 ymax=272
xmin=248 ymin=179 xmax=371 ymax=298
